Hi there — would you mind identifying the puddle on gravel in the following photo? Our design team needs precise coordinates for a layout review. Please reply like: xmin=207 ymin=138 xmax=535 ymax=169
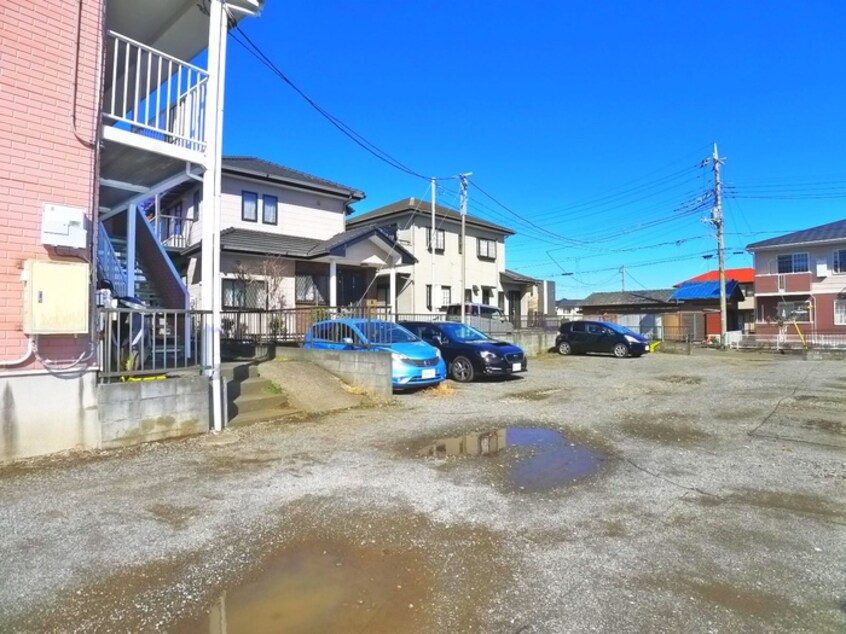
xmin=170 ymin=540 xmax=431 ymax=634
xmin=419 ymin=427 xmax=605 ymax=492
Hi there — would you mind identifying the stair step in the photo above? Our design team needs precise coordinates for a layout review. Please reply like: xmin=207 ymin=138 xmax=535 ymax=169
xmin=221 ymin=364 xmax=260 ymax=381
xmin=231 ymin=392 xmax=287 ymax=415
xmin=228 ymin=407 xmax=298 ymax=428
xmin=228 ymin=376 xmax=278 ymax=399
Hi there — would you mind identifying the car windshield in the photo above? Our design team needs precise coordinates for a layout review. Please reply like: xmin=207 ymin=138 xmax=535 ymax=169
xmin=605 ymin=323 xmax=639 ymax=337
xmin=360 ymin=321 xmax=419 ymax=344
xmin=440 ymin=322 xmax=490 ymax=342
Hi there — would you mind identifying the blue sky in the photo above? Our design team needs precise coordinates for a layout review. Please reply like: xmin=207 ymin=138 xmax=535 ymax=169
xmin=223 ymin=1 xmax=846 ymax=298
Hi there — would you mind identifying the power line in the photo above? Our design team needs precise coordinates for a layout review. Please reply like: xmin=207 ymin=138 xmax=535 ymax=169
xmin=231 ymin=26 xmax=453 ymax=183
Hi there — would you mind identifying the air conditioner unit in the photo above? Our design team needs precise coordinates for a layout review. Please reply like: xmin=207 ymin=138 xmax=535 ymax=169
xmin=41 ymin=203 xmax=88 ymax=249
xmin=816 ymin=259 xmax=829 ymax=277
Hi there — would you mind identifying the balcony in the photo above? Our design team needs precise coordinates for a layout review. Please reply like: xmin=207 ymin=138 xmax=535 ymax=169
xmin=102 ymin=31 xmax=208 ymax=157
xmin=754 ymin=271 xmax=812 ymax=294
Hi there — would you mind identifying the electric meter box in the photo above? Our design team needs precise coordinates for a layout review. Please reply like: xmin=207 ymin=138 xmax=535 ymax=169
xmin=23 ymin=260 xmax=90 ymax=334
xmin=41 ymin=203 xmax=88 ymax=249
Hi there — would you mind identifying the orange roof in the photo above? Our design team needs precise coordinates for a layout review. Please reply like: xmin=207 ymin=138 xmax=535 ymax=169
xmin=675 ymin=267 xmax=754 ymax=287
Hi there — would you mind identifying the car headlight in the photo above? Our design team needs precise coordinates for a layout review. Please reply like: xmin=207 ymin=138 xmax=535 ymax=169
xmin=434 ymin=348 xmax=442 ymax=359
xmin=624 ymin=335 xmax=640 ymax=344
xmin=479 ymin=350 xmax=499 ymax=361
xmin=391 ymin=352 xmax=409 ymax=364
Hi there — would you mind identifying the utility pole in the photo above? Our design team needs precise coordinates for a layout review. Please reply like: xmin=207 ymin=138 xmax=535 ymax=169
xmin=430 ymin=178 xmax=436 ymax=314
xmin=704 ymin=143 xmax=727 ymax=347
xmin=620 ymin=265 xmax=626 ymax=292
xmin=458 ymin=173 xmax=472 ymax=324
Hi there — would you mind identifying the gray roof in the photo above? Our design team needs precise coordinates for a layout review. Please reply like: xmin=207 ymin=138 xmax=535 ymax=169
xmin=746 ymin=218 xmax=846 ymax=250
xmin=347 ymin=198 xmax=515 ymax=236
xmin=185 ymin=226 xmax=415 ymax=264
xmin=501 ymin=269 xmax=538 ymax=284
xmin=580 ymin=289 xmax=676 ymax=307
xmin=222 ymin=157 xmax=365 ymax=201
xmin=555 ymin=298 xmax=582 ymax=309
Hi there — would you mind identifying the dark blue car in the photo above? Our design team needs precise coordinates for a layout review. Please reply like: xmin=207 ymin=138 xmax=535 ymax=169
xmin=400 ymin=321 xmax=526 ymax=382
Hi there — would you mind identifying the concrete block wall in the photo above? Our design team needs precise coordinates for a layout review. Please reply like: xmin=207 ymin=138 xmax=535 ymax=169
xmin=0 ymin=370 xmax=99 ymax=462
xmin=274 ymin=347 xmax=392 ymax=397
xmin=504 ymin=331 xmax=558 ymax=356
xmin=98 ymin=377 xmax=210 ymax=449
xmin=0 ymin=0 xmax=104 ymax=367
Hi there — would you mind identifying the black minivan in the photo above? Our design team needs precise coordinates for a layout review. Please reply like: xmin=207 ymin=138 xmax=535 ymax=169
xmin=556 ymin=320 xmax=649 ymax=358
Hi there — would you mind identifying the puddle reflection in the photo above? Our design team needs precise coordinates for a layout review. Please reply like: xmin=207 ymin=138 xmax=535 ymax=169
xmin=169 ymin=541 xmax=429 ymax=634
xmin=420 ymin=427 xmax=605 ymax=492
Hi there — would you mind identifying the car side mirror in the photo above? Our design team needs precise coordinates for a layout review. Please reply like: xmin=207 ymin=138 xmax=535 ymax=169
xmin=342 ymin=337 xmax=354 ymax=346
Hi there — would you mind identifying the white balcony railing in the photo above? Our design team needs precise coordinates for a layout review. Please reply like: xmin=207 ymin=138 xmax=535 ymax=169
xmin=103 ymin=31 xmax=208 ymax=153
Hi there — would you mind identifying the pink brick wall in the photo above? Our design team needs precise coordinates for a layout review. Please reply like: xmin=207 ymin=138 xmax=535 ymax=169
xmin=0 ymin=0 xmax=104 ymax=368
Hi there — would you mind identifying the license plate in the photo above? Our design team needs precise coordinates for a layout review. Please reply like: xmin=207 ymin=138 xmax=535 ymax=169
xmin=421 ymin=369 xmax=436 ymax=379
xmin=512 ymin=362 xmax=522 ymax=372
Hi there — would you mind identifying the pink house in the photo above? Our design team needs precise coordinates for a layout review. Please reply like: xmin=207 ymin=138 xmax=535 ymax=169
xmin=0 ymin=1 xmax=263 ymax=461
xmin=747 ymin=219 xmax=846 ymax=338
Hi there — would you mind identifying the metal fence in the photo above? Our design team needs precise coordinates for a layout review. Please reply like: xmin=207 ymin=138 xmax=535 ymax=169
xmin=99 ymin=307 xmax=208 ymax=380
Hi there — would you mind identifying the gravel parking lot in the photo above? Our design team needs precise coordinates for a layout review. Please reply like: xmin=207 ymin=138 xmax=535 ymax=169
xmin=1 ymin=351 xmax=844 ymax=633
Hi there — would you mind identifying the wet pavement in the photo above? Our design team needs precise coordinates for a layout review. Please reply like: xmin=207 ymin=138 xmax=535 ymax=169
xmin=1 ymin=352 xmax=845 ymax=633
xmin=419 ymin=426 xmax=606 ymax=492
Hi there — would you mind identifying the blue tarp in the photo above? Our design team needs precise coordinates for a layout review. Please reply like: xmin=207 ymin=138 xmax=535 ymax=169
xmin=670 ymin=280 xmax=738 ymax=301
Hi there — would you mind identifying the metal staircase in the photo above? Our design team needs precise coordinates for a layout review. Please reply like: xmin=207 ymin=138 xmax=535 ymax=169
xmin=108 ymin=236 xmax=162 ymax=307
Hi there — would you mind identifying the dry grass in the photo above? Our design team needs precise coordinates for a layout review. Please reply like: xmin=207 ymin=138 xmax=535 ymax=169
xmin=424 ymin=382 xmax=457 ymax=398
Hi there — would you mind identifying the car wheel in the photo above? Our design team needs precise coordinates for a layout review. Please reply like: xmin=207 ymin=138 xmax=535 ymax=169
xmin=557 ymin=340 xmax=573 ymax=356
xmin=450 ymin=356 xmax=475 ymax=382
xmin=613 ymin=343 xmax=629 ymax=358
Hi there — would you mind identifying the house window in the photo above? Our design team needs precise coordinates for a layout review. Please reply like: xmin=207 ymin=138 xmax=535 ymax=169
xmin=777 ymin=253 xmax=809 ymax=274
xmin=222 ymin=279 xmax=266 ymax=309
xmin=835 ymin=301 xmax=846 ymax=325
xmin=464 ymin=289 xmax=472 ymax=302
xmin=192 ymin=189 xmax=202 ymax=220
xmin=426 ymin=228 xmax=445 ymax=251
xmin=478 ymin=238 xmax=496 ymax=259
xmin=834 ymin=250 xmax=846 ymax=274
xmin=776 ymin=300 xmax=811 ymax=322
xmin=242 ymin=191 xmax=258 ymax=222
xmin=263 ymin=195 xmax=278 ymax=225
xmin=482 ymin=288 xmax=492 ymax=305
xmin=426 ymin=284 xmax=432 ymax=310
xmin=441 ymin=286 xmax=451 ymax=308
xmin=295 ymin=274 xmax=328 ymax=304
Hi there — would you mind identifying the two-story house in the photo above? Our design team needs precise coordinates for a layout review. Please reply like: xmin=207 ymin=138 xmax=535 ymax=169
xmin=162 ymin=157 xmax=415 ymax=316
xmin=675 ymin=268 xmax=756 ymax=333
xmin=747 ymin=219 xmax=846 ymax=336
xmin=346 ymin=198 xmax=536 ymax=319
xmin=0 ymin=0 xmax=262 ymax=461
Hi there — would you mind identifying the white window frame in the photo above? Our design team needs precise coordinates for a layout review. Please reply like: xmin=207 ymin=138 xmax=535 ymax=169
xmin=835 ymin=300 xmax=846 ymax=326
xmin=426 ymin=228 xmax=445 ymax=251
xmin=776 ymin=300 xmax=811 ymax=323
xmin=262 ymin=194 xmax=278 ymax=225
xmin=441 ymin=285 xmax=451 ymax=308
xmin=478 ymin=238 xmax=497 ymax=259
xmin=833 ymin=249 xmax=846 ymax=274
xmin=241 ymin=191 xmax=258 ymax=222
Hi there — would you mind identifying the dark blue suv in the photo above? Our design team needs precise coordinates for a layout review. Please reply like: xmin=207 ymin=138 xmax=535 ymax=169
xmin=400 ymin=321 xmax=526 ymax=382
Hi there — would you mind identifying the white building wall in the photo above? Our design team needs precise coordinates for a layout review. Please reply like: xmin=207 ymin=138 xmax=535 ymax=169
xmin=187 ymin=175 xmax=348 ymax=246
xmin=389 ymin=215 xmax=507 ymax=314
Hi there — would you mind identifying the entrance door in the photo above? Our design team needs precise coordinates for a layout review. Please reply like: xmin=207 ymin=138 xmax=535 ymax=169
xmin=507 ymin=290 xmax=521 ymax=325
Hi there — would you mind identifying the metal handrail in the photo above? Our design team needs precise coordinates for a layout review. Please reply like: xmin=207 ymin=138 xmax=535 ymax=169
xmin=97 ymin=223 xmax=128 ymax=298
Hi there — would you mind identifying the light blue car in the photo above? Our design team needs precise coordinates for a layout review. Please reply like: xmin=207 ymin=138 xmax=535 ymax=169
xmin=303 ymin=318 xmax=447 ymax=389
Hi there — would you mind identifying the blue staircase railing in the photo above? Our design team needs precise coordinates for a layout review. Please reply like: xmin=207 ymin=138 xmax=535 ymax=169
xmin=97 ymin=222 xmax=128 ymax=298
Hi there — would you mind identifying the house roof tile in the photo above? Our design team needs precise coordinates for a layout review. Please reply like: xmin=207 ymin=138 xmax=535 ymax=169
xmin=346 ymin=197 xmax=515 ymax=236
xmin=746 ymin=219 xmax=846 ymax=250
xmin=670 ymin=280 xmax=739 ymax=301
xmin=222 ymin=156 xmax=365 ymax=201
xmin=675 ymin=267 xmax=754 ymax=286
xmin=580 ymin=289 xmax=676 ymax=307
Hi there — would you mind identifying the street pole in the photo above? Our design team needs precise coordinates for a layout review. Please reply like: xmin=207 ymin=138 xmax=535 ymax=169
xmin=459 ymin=173 xmax=471 ymax=324
xmin=620 ymin=265 xmax=626 ymax=292
xmin=708 ymin=143 xmax=727 ymax=347
xmin=430 ymin=178 xmax=436 ymax=315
